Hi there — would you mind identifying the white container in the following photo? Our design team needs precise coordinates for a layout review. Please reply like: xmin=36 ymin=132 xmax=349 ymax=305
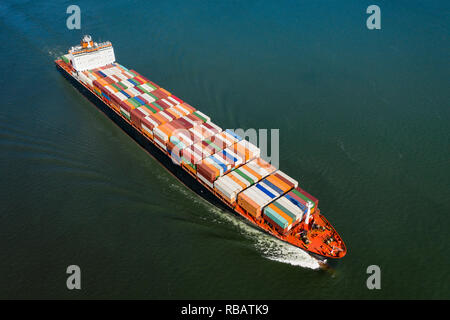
xmin=141 ymin=93 xmax=155 ymax=103
xmin=229 ymin=171 xmax=252 ymax=188
xmin=167 ymin=96 xmax=181 ymax=105
xmin=142 ymin=115 xmax=159 ymax=129
xmin=141 ymin=124 xmax=153 ymax=137
xmin=141 ymin=83 xmax=156 ymax=92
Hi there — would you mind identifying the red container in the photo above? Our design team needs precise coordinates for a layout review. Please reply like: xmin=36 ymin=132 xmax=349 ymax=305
xmin=203 ymin=122 xmax=220 ymax=134
xmin=130 ymin=108 xmax=150 ymax=128
xmin=151 ymin=88 xmax=168 ymax=100
xmin=93 ymin=80 xmax=102 ymax=90
xmin=109 ymin=92 xmax=121 ymax=104
xmin=94 ymin=71 xmax=104 ymax=78
xmin=176 ymin=118 xmax=192 ymax=129
xmin=147 ymin=80 xmax=160 ymax=88
xmin=119 ymin=100 xmax=132 ymax=112
xmin=274 ymin=172 xmax=296 ymax=188
xmin=103 ymin=77 xmax=114 ymax=85
xmin=168 ymin=95 xmax=183 ymax=104
xmin=181 ymin=148 xmax=196 ymax=164
xmin=132 ymin=77 xmax=145 ymax=85
xmin=134 ymin=86 xmax=145 ymax=94
xmin=186 ymin=113 xmax=204 ymax=125
xmin=156 ymin=99 xmax=172 ymax=109
xmin=110 ymin=75 xmax=121 ymax=83
xmin=141 ymin=116 xmax=159 ymax=131
xmin=197 ymin=163 xmax=216 ymax=182
xmin=167 ymin=141 xmax=176 ymax=153
xmin=294 ymin=187 xmax=319 ymax=208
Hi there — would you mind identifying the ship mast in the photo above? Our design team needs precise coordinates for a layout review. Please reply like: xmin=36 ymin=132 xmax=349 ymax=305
xmin=305 ymin=201 xmax=313 ymax=226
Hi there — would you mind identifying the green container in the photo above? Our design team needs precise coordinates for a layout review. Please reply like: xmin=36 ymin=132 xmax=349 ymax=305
xmin=111 ymin=83 xmax=122 ymax=91
xmin=145 ymin=82 xmax=158 ymax=91
xmin=291 ymin=189 xmax=316 ymax=208
xmin=61 ymin=55 xmax=69 ymax=64
xmin=148 ymin=93 xmax=158 ymax=101
xmin=128 ymin=70 xmax=138 ymax=77
xmin=182 ymin=158 xmax=197 ymax=171
xmin=137 ymin=85 xmax=150 ymax=94
xmin=120 ymin=111 xmax=131 ymax=120
xmin=151 ymin=102 xmax=164 ymax=111
xmin=193 ymin=111 xmax=208 ymax=122
xmin=141 ymin=104 xmax=158 ymax=114
xmin=127 ymin=98 xmax=141 ymax=108
xmin=117 ymin=82 xmax=128 ymax=90
xmin=205 ymin=140 xmax=221 ymax=152
xmin=233 ymin=169 xmax=255 ymax=186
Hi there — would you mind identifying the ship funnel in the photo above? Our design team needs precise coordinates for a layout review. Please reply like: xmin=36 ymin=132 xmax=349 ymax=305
xmin=81 ymin=35 xmax=93 ymax=48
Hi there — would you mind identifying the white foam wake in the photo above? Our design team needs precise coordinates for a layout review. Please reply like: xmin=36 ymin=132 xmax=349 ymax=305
xmin=169 ymin=182 xmax=321 ymax=270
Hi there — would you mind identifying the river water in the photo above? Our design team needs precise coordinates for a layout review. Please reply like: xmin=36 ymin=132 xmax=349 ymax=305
xmin=0 ymin=0 xmax=448 ymax=299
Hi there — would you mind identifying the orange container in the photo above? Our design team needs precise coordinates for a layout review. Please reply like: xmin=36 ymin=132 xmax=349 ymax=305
xmin=180 ymin=102 xmax=196 ymax=114
xmin=266 ymin=174 xmax=291 ymax=193
xmin=159 ymin=88 xmax=172 ymax=96
xmin=238 ymin=193 xmax=260 ymax=218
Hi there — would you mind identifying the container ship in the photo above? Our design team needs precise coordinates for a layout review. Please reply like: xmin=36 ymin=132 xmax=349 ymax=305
xmin=55 ymin=35 xmax=346 ymax=260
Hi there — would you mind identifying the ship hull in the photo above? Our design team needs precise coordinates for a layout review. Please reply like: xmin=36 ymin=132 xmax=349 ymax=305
xmin=56 ymin=61 xmax=346 ymax=260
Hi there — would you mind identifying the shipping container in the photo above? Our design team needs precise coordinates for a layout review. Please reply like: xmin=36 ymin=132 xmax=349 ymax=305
xmin=285 ymin=187 xmax=318 ymax=214
xmin=236 ymin=170 xmax=296 ymax=219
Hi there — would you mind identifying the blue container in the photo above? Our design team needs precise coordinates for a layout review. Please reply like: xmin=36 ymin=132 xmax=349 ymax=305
xmin=255 ymin=183 xmax=276 ymax=199
xmin=225 ymin=129 xmax=242 ymax=141
xmin=222 ymin=150 xmax=238 ymax=163
xmin=210 ymin=156 xmax=227 ymax=173
xmin=121 ymin=90 xmax=131 ymax=99
xmin=134 ymin=96 xmax=146 ymax=105
xmin=261 ymin=179 xmax=283 ymax=196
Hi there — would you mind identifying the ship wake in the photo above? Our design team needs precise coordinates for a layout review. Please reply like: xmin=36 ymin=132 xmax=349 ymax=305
xmin=170 ymin=182 xmax=321 ymax=270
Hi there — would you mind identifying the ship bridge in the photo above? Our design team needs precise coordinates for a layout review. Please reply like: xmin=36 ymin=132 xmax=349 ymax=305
xmin=65 ymin=35 xmax=116 ymax=72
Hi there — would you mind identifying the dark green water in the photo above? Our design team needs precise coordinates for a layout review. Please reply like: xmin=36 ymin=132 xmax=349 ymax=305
xmin=0 ymin=0 xmax=449 ymax=299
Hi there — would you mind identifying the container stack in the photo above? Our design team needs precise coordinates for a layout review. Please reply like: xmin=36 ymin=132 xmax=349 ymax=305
xmin=180 ymin=130 xmax=241 ymax=172
xmin=228 ymin=140 xmax=260 ymax=163
xmin=283 ymin=187 xmax=319 ymax=214
xmin=133 ymin=103 xmax=196 ymax=138
xmin=62 ymin=52 xmax=327 ymax=238
xmin=237 ymin=171 xmax=298 ymax=219
xmin=169 ymin=121 xmax=222 ymax=157
xmin=196 ymin=135 xmax=256 ymax=188
xmin=153 ymin=113 xmax=208 ymax=151
xmin=83 ymin=63 xmax=197 ymax=122
xmin=263 ymin=196 xmax=304 ymax=234
xmin=214 ymin=158 xmax=277 ymax=203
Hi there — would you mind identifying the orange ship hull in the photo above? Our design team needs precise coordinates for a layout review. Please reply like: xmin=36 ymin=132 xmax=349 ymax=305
xmin=55 ymin=59 xmax=347 ymax=260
